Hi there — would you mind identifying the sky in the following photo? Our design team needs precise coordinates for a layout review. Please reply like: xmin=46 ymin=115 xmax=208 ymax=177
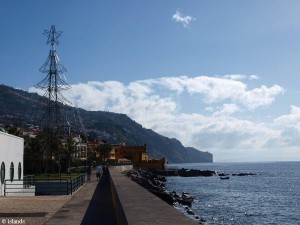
xmin=1 ymin=1 xmax=300 ymax=162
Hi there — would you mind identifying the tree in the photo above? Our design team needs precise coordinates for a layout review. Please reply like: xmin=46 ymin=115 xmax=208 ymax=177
xmin=24 ymin=133 xmax=45 ymax=174
xmin=97 ymin=143 xmax=112 ymax=163
xmin=61 ymin=137 xmax=77 ymax=172
xmin=6 ymin=125 xmax=22 ymax=136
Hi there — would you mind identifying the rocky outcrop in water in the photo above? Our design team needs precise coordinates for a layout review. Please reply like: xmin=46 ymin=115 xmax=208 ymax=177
xmin=153 ymin=168 xmax=216 ymax=177
xmin=126 ymin=169 xmax=195 ymax=206
xmin=217 ymin=172 xmax=258 ymax=177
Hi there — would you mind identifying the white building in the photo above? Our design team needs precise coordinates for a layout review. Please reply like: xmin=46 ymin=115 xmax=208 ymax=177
xmin=0 ymin=131 xmax=24 ymax=196
xmin=73 ymin=136 xmax=88 ymax=161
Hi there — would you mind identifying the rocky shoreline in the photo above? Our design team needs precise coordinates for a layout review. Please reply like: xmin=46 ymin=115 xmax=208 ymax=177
xmin=126 ymin=168 xmax=199 ymax=205
xmin=126 ymin=168 xmax=213 ymax=224
xmin=126 ymin=168 xmax=258 ymax=206
xmin=126 ymin=168 xmax=258 ymax=224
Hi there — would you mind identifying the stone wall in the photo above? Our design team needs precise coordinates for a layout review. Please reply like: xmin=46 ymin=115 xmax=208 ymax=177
xmin=109 ymin=166 xmax=199 ymax=225
xmin=135 ymin=159 xmax=166 ymax=170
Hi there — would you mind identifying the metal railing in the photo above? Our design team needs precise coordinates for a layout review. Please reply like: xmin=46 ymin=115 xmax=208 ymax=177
xmin=69 ymin=174 xmax=86 ymax=194
xmin=4 ymin=174 xmax=86 ymax=196
xmin=4 ymin=178 xmax=35 ymax=196
xmin=24 ymin=175 xmax=35 ymax=188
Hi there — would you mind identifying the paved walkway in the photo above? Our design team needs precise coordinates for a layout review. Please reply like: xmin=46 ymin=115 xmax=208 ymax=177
xmin=0 ymin=195 xmax=71 ymax=225
xmin=45 ymin=170 xmax=117 ymax=225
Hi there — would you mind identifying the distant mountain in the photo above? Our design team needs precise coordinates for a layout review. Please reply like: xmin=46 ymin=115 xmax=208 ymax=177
xmin=0 ymin=84 xmax=213 ymax=163
xmin=185 ymin=147 xmax=213 ymax=163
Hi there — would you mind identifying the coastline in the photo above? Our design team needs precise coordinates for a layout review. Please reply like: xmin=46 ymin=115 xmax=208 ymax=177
xmin=126 ymin=168 xmax=214 ymax=224
xmin=109 ymin=166 xmax=200 ymax=225
xmin=166 ymin=162 xmax=300 ymax=224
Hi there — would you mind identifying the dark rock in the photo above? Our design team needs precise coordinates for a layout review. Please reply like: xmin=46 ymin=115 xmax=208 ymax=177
xmin=218 ymin=172 xmax=230 ymax=176
xmin=187 ymin=209 xmax=195 ymax=215
xmin=127 ymin=168 xmax=196 ymax=206
xmin=148 ymin=189 xmax=175 ymax=205
xmin=179 ymin=169 xmax=216 ymax=177
xmin=153 ymin=169 xmax=216 ymax=177
xmin=232 ymin=172 xmax=257 ymax=176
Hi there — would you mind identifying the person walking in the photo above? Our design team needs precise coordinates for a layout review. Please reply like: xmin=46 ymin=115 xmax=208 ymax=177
xmin=87 ymin=165 xmax=92 ymax=182
xmin=96 ymin=165 xmax=103 ymax=181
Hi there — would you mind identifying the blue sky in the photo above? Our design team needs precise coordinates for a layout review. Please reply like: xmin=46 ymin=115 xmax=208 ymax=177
xmin=2 ymin=1 xmax=300 ymax=162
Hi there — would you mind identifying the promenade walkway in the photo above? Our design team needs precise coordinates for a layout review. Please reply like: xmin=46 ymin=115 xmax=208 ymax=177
xmin=45 ymin=170 xmax=117 ymax=225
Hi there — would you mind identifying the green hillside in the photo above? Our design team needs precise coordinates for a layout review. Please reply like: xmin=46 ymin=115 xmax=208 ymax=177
xmin=0 ymin=84 xmax=213 ymax=163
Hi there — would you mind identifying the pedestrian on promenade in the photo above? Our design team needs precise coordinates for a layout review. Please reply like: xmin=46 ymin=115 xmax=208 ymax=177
xmin=87 ymin=165 xmax=92 ymax=182
xmin=96 ymin=165 xmax=103 ymax=181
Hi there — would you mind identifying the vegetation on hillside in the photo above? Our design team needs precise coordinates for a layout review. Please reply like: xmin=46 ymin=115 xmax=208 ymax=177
xmin=0 ymin=84 xmax=213 ymax=164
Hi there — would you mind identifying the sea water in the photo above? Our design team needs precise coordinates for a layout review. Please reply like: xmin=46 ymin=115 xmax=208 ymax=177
xmin=166 ymin=162 xmax=300 ymax=225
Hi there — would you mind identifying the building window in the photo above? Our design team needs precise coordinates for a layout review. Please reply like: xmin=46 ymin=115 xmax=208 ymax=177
xmin=10 ymin=162 xmax=14 ymax=182
xmin=18 ymin=162 xmax=22 ymax=180
xmin=0 ymin=162 xmax=5 ymax=184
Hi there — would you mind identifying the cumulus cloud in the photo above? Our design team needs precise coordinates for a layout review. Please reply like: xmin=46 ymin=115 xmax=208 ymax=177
xmin=274 ymin=105 xmax=300 ymax=126
xmin=213 ymin=104 xmax=239 ymax=117
xmin=241 ymin=85 xmax=284 ymax=109
xmin=259 ymin=105 xmax=300 ymax=151
xmin=142 ymin=76 xmax=284 ymax=109
xmin=29 ymin=74 xmax=290 ymax=161
xmin=172 ymin=10 xmax=195 ymax=28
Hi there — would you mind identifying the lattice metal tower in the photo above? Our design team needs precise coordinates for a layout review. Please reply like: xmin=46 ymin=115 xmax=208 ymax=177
xmin=35 ymin=25 xmax=72 ymax=137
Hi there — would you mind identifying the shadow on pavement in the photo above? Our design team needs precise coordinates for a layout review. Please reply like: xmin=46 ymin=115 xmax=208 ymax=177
xmin=80 ymin=171 xmax=117 ymax=225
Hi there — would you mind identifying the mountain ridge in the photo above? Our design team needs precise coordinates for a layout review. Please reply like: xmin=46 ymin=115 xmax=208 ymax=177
xmin=0 ymin=84 xmax=213 ymax=163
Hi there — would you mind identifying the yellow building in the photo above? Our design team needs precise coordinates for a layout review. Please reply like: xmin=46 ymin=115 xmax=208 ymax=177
xmin=109 ymin=144 xmax=166 ymax=170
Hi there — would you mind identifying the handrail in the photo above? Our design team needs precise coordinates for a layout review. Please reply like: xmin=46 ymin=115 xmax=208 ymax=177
xmin=4 ymin=174 xmax=86 ymax=196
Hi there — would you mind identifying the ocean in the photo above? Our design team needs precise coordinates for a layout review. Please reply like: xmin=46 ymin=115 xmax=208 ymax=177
xmin=166 ymin=162 xmax=300 ymax=225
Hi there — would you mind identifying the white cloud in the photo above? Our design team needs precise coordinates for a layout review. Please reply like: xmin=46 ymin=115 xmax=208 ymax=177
xmin=213 ymin=104 xmax=239 ymax=117
xmin=205 ymin=106 xmax=214 ymax=112
xmin=172 ymin=10 xmax=195 ymax=28
xmin=259 ymin=105 xmax=300 ymax=150
xmin=223 ymin=74 xmax=247 ymax=80
xmin=142 ymin=76 xmax=284 ymax=109
xmin=249 ymin=75 xmax=260 ymax=80
xmin=241 ymin=85 xmax=284 ymax=109
xmin=274 ymin=105 xmax=300 ymax=126
xmin=223 ymin=74 xmax=260 ymax=81
xmin=29 ymin=74 xmax=293 ymax=161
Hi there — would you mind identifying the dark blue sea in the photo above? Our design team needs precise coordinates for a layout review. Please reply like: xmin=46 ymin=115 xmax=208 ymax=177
xmin=166 ymin=162 xmax=300 ymax=225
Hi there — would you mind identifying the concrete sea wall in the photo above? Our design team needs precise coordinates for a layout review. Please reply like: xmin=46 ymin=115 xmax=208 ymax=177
xmin=109 ymin=166 xmax=199 ymax=225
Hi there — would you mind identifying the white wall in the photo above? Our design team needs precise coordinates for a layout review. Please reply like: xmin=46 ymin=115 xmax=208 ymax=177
xmin=0 ymin=132 xmax=24 ymax=196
